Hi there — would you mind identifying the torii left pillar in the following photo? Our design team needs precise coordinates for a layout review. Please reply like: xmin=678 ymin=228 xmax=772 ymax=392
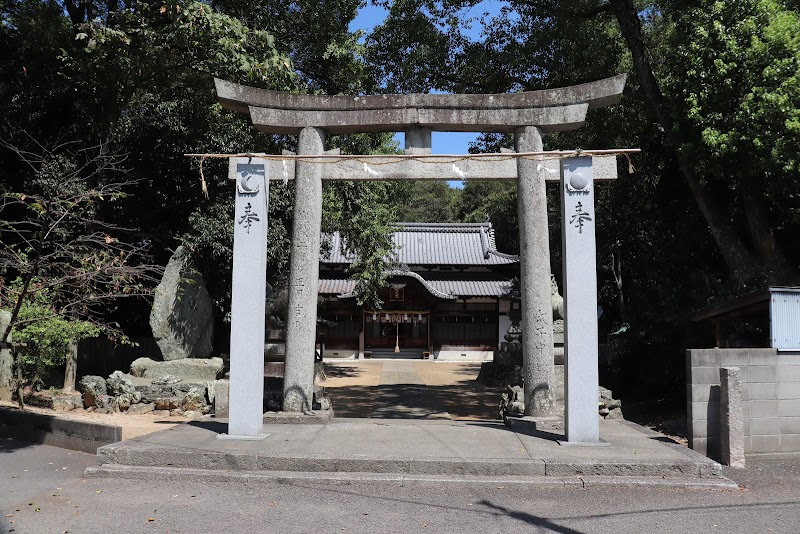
xmin=283 ymin=127 xmax=326 ymax=412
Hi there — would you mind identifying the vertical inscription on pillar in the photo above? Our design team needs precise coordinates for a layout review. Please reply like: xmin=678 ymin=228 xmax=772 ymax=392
xmin=561 ymin=156 xmax=600 ymax=443
xmin=515 ymin=126 xmax=555 ymax=417
xmin=225 ymin=158 xmax=270 ymax=439
xmin=283 ymin=126 xmax=325 ymax=413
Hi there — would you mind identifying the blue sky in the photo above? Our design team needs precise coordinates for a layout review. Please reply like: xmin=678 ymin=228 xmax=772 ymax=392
xmin=348 ymin=1 xmax=509 ymax=163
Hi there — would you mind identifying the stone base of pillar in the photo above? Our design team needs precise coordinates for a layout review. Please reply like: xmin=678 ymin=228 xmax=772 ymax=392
xmin=217 ymin=433 xmax=269 ymax=441
xmin=556 ymin=438 xmax=610 ymax=447
xmin=504 ymin=415 xmax=563 ymax=433
xmin=262 ymin=411 xmax=333 ymax=424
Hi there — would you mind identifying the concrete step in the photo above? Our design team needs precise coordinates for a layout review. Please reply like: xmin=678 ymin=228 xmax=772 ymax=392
xmin=92 ymin=445 xmax=723 ymax=479
xmin=367 ymin=348 xmax=423 ymax=359
xmin=85 ymin=464 xmax=739 ymax=490
xmin=86 ymin=418 xmax=731 ymax=489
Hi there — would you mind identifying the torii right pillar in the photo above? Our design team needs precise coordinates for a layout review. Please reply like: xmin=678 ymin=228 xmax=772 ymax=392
xmin=561 ymin=156 xmax=601 ymax=444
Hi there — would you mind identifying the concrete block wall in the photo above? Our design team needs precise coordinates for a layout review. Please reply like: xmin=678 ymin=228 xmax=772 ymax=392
xmin=687 ymin=348 xmax=800 ymax=458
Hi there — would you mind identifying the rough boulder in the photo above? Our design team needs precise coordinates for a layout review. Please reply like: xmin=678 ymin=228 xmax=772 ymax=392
xmin=149 ymin=246 xmax=214 ymax=361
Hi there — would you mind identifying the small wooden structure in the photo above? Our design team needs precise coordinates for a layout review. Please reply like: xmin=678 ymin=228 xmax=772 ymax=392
xmin=691 ymin=286 xmax=800 ymax=350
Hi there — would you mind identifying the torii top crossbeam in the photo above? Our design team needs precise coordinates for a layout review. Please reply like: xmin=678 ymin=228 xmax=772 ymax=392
xmin=214 ymin=75 xmax=626 ymax=135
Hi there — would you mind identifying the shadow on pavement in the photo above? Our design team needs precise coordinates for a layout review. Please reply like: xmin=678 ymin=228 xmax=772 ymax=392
xmin=479 ymin=500 xmax=586 ymax=533
xmin=327 ymin=382 xmax=500 ymax=420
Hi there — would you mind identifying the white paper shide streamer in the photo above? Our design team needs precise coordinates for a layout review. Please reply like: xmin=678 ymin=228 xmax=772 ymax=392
xmin=364 ymin=162 xmax=382 ymax=177
xmin=452 ymin=163 xmax=467 ymax=180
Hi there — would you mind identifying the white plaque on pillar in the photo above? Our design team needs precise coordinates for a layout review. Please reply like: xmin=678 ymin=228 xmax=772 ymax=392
xmin=561 ymin=157 xmax=601 ymax=444
xmin=222 ymin=157 xmax=269 ymax=440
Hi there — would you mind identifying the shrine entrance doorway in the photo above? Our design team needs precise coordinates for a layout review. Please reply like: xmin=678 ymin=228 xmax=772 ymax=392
xmin=364 ymin=311 xmax=430 ymax=358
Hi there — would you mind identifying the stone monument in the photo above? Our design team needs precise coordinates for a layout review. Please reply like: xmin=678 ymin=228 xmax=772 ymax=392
xmin=221 ymin=157 xmax=269 ymax=439
xmin=149 ymin=246 xmax=214 ymax=361
xmin=561 ymin=157 xmax=601 ymax=443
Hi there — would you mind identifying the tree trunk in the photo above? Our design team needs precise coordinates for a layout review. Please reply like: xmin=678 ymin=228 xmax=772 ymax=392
xmin=739 ymin=179 xmax=797 ymax=284
xmin=609 ymin=0 xmax=764 ymax=284
xmin=0 ymin=311 xmax=13 ymax=402
xmin=611 ymin=251 xmax=626 ymax=322
xmin=15 ymin=349 xmax=24 ymax=410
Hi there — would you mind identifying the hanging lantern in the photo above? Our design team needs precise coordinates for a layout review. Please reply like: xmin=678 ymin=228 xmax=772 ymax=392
xmin=418 ymin=313 xmax=423 ymax=322
xmin=384 ymin=313 xmax=390 ymax=322
xmin=402 ymin=313 xmax=409 ymax=322
xmin=372 ymin=312 xmax=377 ymax=321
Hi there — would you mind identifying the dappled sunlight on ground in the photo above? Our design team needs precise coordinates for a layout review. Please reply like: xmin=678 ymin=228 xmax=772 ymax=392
xmin=322 ymin=361 xmax=499 ymax=421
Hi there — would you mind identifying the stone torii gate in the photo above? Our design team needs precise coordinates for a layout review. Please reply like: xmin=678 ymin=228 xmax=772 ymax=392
xmin=212 ymin=74 xmax=629 ymax=444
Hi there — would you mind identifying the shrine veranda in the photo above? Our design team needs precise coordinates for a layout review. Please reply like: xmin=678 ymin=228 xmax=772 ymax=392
xmin=199 ymin=74 xmax=637 ymax=444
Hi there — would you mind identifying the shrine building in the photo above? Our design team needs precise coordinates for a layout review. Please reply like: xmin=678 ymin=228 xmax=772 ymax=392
xmin=317 ymin=222 xmax=519 ymax=360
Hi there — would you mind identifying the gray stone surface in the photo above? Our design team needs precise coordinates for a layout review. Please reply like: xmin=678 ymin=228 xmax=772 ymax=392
xmin=283 ymin=127 xmax=325 ymax=413
xmin=106 ymin=370 xmax=136 ymax=396
xmin=214 ymin=380 xmax=230 ymax=418
xmin=227 ymin=157 xmax=269 ymax=437
xmin=94 ymin=394 xmax=116 ymax=412
xmin=515 ymin=125 xmax=555 ymax=416
xmin=561 ymin=156 xmax=601 ymax=443
xmin=551 ymin=274 xmax=564 ymax=320
xmin=154 ymin=397 xmax=182 ymax=411
xmin=126 ymin=402 xmax=155 ymax=415
xmin=129 ymin=357 xmax=224 ymax=381
xmin=151 ymin=374 xmax=181 ymax=385
xmin=720 ymin=367 xmax=745 ymax=468
xmin=78 ymin=375 xmax=107 ymax=408
xmin=499 ymin=385 xmax=526 ymax=419
xmin=52 ymin=394 xmax=83 ymax=412
xmin=599 ymin=387 xmax=624 ymax=419
xmin=216 ymin=75 xmax=626 ymax=134
xmin=181 ymin=386 xmax=207 ymax=412
xmin=149 ymin=246 xmax=214 ymax=361
xmin=262 ymin=153 xmax=619 ymax=183
xmin=404 ymin=126 xmax=432 ymax=154
xmin=0 ymin=310 xmax=13 ymax=402
xmin=90 ymin=418 xmax=729 ymax=487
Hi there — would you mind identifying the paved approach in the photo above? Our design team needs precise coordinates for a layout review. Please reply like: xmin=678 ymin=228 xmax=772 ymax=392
xmin=2 ymin=436 xmax=800 ymax=534
xmin=85 ymin=359 xmax=729 ymax=488
xmin=86 ymin=416 xmax=727 ymax=487
xmin=323 ymin=360 xmax=499 ymax=419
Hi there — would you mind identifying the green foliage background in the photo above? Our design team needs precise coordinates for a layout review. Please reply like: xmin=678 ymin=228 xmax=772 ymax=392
xmin=10 ymin=283 xmax=100 ymax=389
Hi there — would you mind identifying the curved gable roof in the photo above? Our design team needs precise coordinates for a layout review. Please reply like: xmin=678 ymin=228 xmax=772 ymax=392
xmin=322 ymin=222 xmax=518 ymax=267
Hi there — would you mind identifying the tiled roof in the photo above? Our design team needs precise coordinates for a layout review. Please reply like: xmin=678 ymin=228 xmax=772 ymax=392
xmin=317 ymin=279 xmax=357 ymax=295
xmin=319 ymin=276 xmax=514 ymax=299
xmin=322 ymin=222 xmax=518 ymax=266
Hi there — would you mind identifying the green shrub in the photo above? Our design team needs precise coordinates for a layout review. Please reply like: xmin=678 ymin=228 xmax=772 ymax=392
xmin=4 ymin=285 xmax=99 ymax=390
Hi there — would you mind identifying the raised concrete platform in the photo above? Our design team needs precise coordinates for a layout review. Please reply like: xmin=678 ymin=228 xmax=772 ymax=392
xmin=0 ymin=406 xmax=122 ymax=454
xmin=85 ymin=417 xmax=735 ymax=489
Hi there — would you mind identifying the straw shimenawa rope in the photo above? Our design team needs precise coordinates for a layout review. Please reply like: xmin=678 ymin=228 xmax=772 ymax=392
xmin=186 ymin=149 xmax=640 ymax=194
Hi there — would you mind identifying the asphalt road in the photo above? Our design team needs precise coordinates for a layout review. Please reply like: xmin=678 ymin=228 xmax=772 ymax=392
xmin=2 ymin=437 xmax=799 ymax=534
